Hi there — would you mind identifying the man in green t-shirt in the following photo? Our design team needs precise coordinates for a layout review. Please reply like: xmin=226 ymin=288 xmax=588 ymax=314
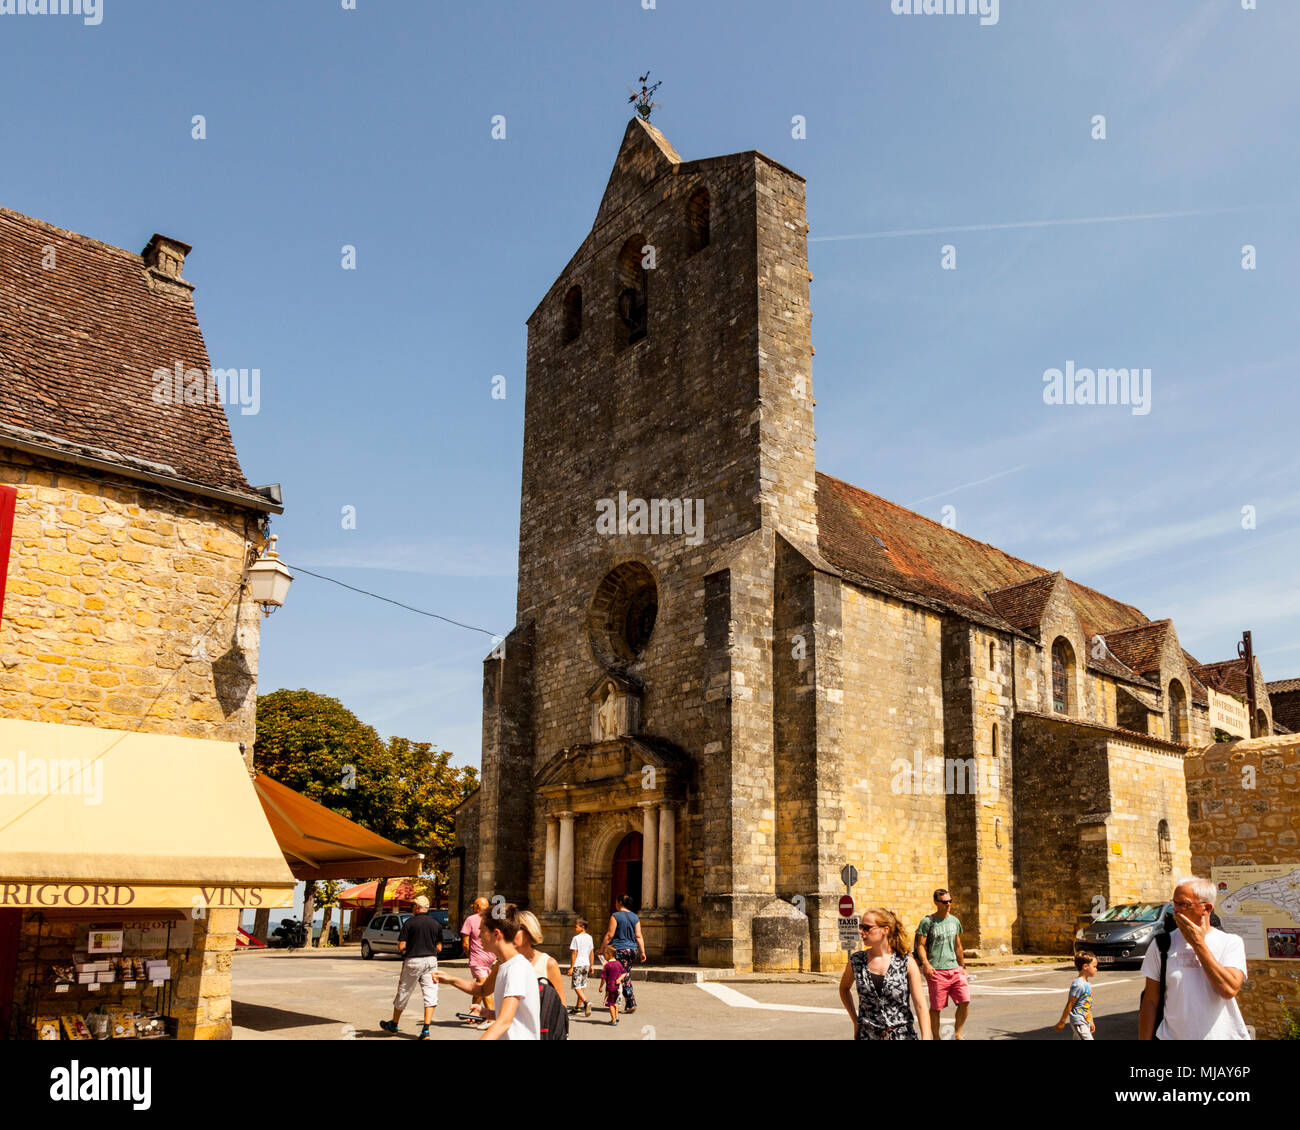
xmin=916 ymin=887 xmax=970 ymax=1040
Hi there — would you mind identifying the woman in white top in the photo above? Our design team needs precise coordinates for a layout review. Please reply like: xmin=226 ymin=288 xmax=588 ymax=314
xmin=517 ymin=909 xmax=566 ymax=1003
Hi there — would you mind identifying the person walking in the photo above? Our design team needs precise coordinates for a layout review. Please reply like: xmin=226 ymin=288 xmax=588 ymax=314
xmin=476 ymin=903 xmax=540 ymax=1041
xmin=1055 ymin=951 xmax=1098 ymax=1040
xmin=568 ymin=917 xmax=594 ymax=1016
xmin=915 ymin=888 xmax=969 ymax=1040
xmin=601 ymin=894 xmax=645 ymax=1013
xmin=379 ymin=894 xmax=441 ymax=1040
xmin=1139 ymin=876 xmax=1248 ymax=1040
xmin=459 ymin=896 xmax=493 ymax=1023
xmin=839 ymin=908 xmax=931 ymax=1040
xmin=598 ymin=945 xmax=628 ymax=1025
xmin=517 ymin=910 xmax=566 ymax=1003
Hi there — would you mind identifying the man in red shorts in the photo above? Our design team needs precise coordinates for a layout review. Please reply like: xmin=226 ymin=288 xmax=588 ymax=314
xmin=916 ymin=888 xmax=970 ymax=1040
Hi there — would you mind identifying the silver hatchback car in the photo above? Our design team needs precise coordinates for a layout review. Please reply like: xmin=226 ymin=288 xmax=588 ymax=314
xmin=360 ymin=912 xmax=411 ymax=959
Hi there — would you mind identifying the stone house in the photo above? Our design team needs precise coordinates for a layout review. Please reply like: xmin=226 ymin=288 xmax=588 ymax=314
xmin=0 ymin=206 xmax=290 ymax=1038
xmin=457 ymin=120 xmax=1286 ymax=970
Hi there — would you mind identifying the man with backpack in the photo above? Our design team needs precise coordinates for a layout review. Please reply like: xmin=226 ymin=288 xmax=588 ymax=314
xmin=1139 ymin=876 xmax=1249 ymax=1040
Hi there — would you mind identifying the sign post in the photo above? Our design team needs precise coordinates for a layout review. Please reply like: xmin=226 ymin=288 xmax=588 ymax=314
xmin=839 ymin=863 xmax=860 ymax=951
xmin=0 ymin=485 xmax=15 ymax=628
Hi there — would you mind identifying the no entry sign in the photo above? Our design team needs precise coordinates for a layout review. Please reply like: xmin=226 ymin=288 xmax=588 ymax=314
xmin=838 ymin=895 xmax=854 ymax=917
xmin=0 ymin=485 xmax=15 ymax=627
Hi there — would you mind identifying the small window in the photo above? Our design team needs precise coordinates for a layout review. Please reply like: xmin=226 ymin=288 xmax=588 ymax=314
xmin=1052 ymin=638 xmax=1074 ymax=714
xmin=991 ymin=722 xmax=999 ymax=756
xmin=562 ymin=284 xmax=582 ymax=344
xmin=988 ymin=641 xmax=996 ymax=670
xmin=686 ymin=188 xmax=710 ymax=253
xmin=616 ymin=235 xmax=648 ymax=346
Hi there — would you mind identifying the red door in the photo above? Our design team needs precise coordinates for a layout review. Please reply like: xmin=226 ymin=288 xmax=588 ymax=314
xmin=610 ymin=832 xmax=643 ymax=912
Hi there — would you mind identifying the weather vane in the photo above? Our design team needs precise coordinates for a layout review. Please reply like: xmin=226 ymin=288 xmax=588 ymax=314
xmin=628 ymin=72 xmax=662 ymax=121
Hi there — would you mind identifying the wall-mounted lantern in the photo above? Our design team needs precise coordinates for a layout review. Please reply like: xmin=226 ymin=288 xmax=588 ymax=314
xmin=246 ymin=534 xmax=293 ymax=616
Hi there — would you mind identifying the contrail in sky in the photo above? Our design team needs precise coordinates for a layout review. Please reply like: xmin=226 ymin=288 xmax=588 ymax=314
xmin=910 ymin=465 xmax=1028 ymax=507
xmin=810 ymin=206 xmax=1253 ymax=243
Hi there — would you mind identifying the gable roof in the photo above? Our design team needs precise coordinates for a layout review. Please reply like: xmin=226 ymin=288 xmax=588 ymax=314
xmin=1100 ymin=620 xmax=1171 ymax=678
xmin=0 ymin=206 xmax=270 ymax=508
xmin=814 ymin=471 xmax=1148 ymax=639
xmin=1193 ymin=659 xmax=1250 ymax=697
xmin=1267 ymin=678 xmax=1300 ymax=695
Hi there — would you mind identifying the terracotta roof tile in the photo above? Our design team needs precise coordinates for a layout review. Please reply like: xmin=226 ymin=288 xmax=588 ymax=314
xmin=0 ymin=206 xmax=257 ymax=501
xmin=1100 ymin=620 xmax=1170 ymax=677
xmin=1192 ymin=659 xmax=1249 ymax=697
xmin=814 ymin=472 xmax=1148 ymax=635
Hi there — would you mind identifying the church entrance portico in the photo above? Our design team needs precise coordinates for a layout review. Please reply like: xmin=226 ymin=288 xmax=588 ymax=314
xmin=533 ymin=735 xmax=691 ymax=957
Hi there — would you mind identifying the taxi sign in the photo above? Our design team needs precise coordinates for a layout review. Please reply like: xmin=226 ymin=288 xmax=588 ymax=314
xmin=838 ymin=915 xmax=860 ymax=951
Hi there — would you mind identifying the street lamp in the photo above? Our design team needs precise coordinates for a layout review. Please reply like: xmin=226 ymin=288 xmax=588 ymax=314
xmin=246 ymin=535 xmax=293 ymax=616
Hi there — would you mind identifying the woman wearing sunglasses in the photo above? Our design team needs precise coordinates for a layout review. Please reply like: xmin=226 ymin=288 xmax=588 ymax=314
xmin=838 ymin=908 xmax=932 ymax=1040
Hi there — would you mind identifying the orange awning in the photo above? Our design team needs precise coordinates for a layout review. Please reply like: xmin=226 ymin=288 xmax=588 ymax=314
xmin=337 ymin=878 xmax=419 ymax=909
xmin=252 ymin=774 xmax=424 ymax=882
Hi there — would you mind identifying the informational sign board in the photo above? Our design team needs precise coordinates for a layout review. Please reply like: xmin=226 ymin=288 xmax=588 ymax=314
xmin=1208 ymin=688 xmax=1250 ymax=740
xmin=838 ymin=915 xmax=860 ymax=952
xmin=1213 ymin=865 xmax=1300 ymax=959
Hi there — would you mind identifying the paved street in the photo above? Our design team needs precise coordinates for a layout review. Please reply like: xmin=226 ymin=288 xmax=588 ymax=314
xmin=232 ymin=949 xmax=1143 ymax=1040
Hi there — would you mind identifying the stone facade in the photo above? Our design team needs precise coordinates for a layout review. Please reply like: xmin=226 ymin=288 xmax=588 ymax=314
xmin=0 ymin=208 xmax=282 ymax=1039
xmin=0 ymin=450 xmax=263 ymax=747
xmin=1185 ymin=734 xmax=1300 ymax=1040
xmin=457 ymin=120 xmax=1286 ymax=970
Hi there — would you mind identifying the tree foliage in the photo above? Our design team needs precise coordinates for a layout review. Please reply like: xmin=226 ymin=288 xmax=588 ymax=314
xmin=253 ymin=689 xmax=479 ymax=893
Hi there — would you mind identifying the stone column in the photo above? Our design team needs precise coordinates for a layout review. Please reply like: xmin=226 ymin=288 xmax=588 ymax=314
xmin=557 ymin=812 xmax=575 ymax=912
xmin=544 ymin=819 xmax=559 ymax=911
xmin=657 ymin=805 xmax=675 ymax=912
xmin=640 ymin=802 xmax=658 ymax=911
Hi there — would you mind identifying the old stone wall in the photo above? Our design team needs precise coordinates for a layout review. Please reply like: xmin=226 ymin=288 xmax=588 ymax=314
xmin=1185 ymin=735 xmax=1300 ymax=1039
xmin=1015 ymin=713 xmax=1189 ymax=952
xmin=836 ymin=582 xmax=949 ymax=946
xmin=0 ymin=449 xmax=262 ymax=751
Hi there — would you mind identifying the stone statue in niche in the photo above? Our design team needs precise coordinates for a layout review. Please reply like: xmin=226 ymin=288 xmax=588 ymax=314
xmin=588 ymin=675 xmax=640 ymax=743
xmin=597 ymin=685 xmax=619 ymax=741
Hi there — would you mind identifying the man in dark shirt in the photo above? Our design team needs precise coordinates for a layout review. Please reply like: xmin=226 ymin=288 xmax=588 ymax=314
xmin=380 ymin=895 xmax=442 ymax=1039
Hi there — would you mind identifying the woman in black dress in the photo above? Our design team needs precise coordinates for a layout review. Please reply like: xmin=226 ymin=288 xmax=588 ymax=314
xmin=838 ymin=907 xmax=933 ymax=1040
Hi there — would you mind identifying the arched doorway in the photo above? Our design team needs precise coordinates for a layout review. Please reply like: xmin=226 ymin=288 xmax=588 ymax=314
xmin=610 ymin=832 xmax=643 ymax=912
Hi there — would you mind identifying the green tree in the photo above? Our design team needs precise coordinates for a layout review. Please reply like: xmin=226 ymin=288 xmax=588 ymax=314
xmin=254 ymin=689 xmax=478 ymax=927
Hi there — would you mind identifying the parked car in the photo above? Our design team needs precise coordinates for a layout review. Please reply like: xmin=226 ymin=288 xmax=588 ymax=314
xmin=1074 ymin=901 xmax=1169 ymax=968
xmin=430 ymin=909 xmax=463 ymax=959
xmin=360 ymin=910 xmax=461 ymax=959
xmin=360 ymin=912 xmax=411 ymax=959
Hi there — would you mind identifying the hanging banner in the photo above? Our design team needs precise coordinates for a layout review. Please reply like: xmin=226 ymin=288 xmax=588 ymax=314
xmin=0 ymin=484 xmax=15 ymax=627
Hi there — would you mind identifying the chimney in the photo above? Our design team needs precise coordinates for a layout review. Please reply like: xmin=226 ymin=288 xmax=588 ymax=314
xmin=141 ymin=233 xmax=195 ymax=300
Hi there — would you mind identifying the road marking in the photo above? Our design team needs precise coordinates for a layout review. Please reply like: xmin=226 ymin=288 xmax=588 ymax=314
xmin=697 ymin=982 xmax=843 ymax=1014
xmin=970 ymin=969 xmax=1060 ymax=984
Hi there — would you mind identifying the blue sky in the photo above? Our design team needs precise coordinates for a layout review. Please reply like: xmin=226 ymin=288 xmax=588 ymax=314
xmin=2 ymin=0 xmax=1296 ymax=770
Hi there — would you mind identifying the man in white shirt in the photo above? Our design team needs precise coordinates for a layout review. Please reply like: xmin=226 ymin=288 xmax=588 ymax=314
xmin=476 ymin=903 xmax=541 ymax=1041
xmin=1139 ymin=875 xmax=1249 ymax=1040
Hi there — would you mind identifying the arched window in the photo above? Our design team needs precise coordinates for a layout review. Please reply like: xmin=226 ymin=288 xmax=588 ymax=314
xmin=1158 ymin=819 xmax=1172 ymax=873
xmin=988 ymin=641 xmax=996 ymax=670
xmin=1051 ymin=638 xmax=1075 ymax=714
xmin=991 ymin=722 xmax=999 ymax=756
xmin=561 ymin=284 xmax=582 ymax=344
xmin=686 ymin=188 xmax=710 ymax=254
xmin=616 ymin=235 xmax=648 ymax=346
xmin=1168 ymin=679 xmax=1187 ymax=743
xmin=1256 ymin=709 xmax=1270 ymax=737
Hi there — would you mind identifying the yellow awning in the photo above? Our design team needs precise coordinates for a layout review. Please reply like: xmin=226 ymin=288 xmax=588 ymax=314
xmin=0 ymin=719 xmax=296 ymax=909
xmin=252 ymin=774 xmax=424 ymax=881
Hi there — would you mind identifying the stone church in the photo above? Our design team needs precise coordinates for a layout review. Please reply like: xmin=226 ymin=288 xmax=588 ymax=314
xmin=453 ymin=118 xmax=1282 ymax=970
